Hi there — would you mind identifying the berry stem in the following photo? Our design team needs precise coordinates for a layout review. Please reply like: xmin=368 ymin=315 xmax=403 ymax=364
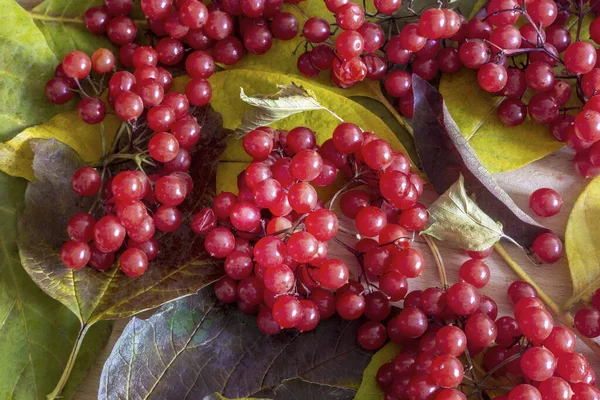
xmin=494 ymin=243 xmax=600 ymax=357
xmin=422 ymin=234 xmax=448 ymax=289
xmin=365 ymin=80 xmax=415 ymax=137
xmin=576 ymin=0 xmax=584 ymax=41
xmin=99 ymin=121 xmax=106 ymax=158
xmin=46 ymin=323 xmax=90 ymax=400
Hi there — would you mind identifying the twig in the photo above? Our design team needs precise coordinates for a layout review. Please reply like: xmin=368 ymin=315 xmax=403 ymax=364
xmin=423 ymin=234 xmax=448 ymax=289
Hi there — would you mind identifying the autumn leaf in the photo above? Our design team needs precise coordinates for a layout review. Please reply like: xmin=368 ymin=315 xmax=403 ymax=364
xmin=413 ymin=75 xmax=550 ymax=248
xmin=0 ymin=171 xmax=112 ymax=399
xmin=16 ymin=106 xmax=229 ymax=325
xmin=564 ymin=176 xmax=600 ymax=309
xmin=99 ymin=286 xmax=373 ymax=399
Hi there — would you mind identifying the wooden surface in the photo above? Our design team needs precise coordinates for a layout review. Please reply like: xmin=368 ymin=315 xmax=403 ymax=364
xmin=74 ymin=148 xmax=600 ymax=399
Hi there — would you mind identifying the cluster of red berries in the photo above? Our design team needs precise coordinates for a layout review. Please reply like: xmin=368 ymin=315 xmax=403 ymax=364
xmin=295 ymin=0 xmax=600 ymax=178
xmin=376 ymin=274 xmax=599 ymax=400
xmin=191 ymin=122 xmax=431 ymax=339
xmin=49 ymin=47 xmax=204 ymax=276
xmin=83 ymin=0 xmax=301 ymax=74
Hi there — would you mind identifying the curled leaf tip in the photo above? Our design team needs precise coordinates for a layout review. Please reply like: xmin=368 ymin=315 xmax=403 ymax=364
xmin=423 ymin=174 xmax=504 ymax=251
xmin=235 ymin=82 xmax=341 ymax=136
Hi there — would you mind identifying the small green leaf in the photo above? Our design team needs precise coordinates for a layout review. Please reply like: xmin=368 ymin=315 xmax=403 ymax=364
xmin=236 ymin=83 xmax=342 ymax=135
xmin=355 ymin=342 xmax=402 ymax=400
xmin=422 ymin=175 xmax=505 ymax=251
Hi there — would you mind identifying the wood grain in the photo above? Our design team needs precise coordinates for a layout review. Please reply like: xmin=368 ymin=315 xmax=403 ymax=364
xmin=74 ymin=149 xmax=600 ymax=398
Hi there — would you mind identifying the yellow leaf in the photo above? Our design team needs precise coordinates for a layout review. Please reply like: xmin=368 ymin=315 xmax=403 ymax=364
xmin=439 ymin=68 xmax=563 ymax=173
xmin=354 ymin=342 xmax=402 ymax=400
xmin=564 ymin=176 xmax=600 ymax=309
xmin=0 ymin=112 xmax=120 ymax=181
xmin=175 ymin=69 xmax=414 ymax=194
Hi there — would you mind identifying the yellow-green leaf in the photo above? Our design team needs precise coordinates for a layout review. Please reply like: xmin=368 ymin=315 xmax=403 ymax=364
xmin=355 ymin=342 xmax=402 ymax=400
xmin=439 ymin=68 xmax=563 ymax=173
xmin=0 ymin=112 xmax=121 ymax=181
xmin=176 ymin=69 xmax=414 ymax=194
xmin=564 ymin=176 xmax=600 ymax=309
xmin=0 ymin=0 xmax=63 ymax=140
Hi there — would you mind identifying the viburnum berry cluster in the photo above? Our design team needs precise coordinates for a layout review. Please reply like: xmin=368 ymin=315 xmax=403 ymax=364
xmin=49 ymin=45 xmax=205 ymax=277
xmin=296 ymin=0 xmax=600 ymax=178
xmin=48 ymin=0 xmax=302 ymax=114
xmin=376 ymin=277 xmax=599 ymax=400
xmin=192 ymin=122 xmax=430 ymax=337
xmin=83 ymin=0 xmax=300 ymax=73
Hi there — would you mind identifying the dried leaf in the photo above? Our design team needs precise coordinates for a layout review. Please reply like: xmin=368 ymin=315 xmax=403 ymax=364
xmin=564 ymin=176 xmax=600 ymax=309
xmin=236 ymin=83 xmax=342 ymax=135
xmin=16 ymin=106 xmax=229 ymax=324
xmin=423 ymin=175 xmax=506 ymax=251
xmin=354 ymin=342 xmax=402 ymax=400
xmin=99 ymin=287 xmax=372 ymax=399
xmin=0 ymin=171 xmax=112 ymax=399
xmin=412 ymin=75 xmax=550 ymax=248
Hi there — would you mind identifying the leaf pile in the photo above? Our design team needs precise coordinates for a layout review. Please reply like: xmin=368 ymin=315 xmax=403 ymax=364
xmin=412 ymin=75 xmax=549 ymax=248
xmin=16 ymin=105 xmax=229 ymax=325
xmin=99 ymin=286 xmax=373 ymax=399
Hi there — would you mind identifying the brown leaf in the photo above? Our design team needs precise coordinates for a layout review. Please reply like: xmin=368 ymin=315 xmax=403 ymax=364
xmin=412 ymin=75 xmax=550 ymax=248
xmin=17 ymin=106 xmax=230 ymax=324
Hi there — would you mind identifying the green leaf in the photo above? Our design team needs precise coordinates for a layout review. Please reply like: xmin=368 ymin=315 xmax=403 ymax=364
xmin=0 ymin=170 xmax=111 ymax=399
xmin=422 ymin=175 xmax=506 ymax=251
xmin=29 ymin=0 xmax=116 ymax=59
xmin=564 ymin=176 xmax=600 ymax=309
xmin=99 ymin=287 xmax=372 ymax=399
xmin=16 ymin=106 xmax=229 ymax=325
xmin=439 ymin=68 xmax=563 ymax=174
xmin=0 ymin=0 xmax=63 ymax=140
xmin=355 ymin=342 xmax=402 ymax=400
xmin=236 ymin=83 xmax=342 ymax=135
